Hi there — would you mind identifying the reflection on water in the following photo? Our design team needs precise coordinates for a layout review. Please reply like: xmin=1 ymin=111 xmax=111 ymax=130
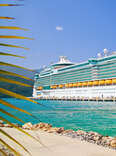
xmin=1 ymin=98 xmax=116 ymax=136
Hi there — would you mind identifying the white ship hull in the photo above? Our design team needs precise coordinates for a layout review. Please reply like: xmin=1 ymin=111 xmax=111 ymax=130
xmin=33 ymin=55 xmax=116 ymax=100
xmin=33 ymin=85 xmax=116 ymax=99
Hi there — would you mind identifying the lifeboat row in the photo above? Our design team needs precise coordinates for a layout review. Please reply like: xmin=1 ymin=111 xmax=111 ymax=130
xmin=37 ymin=78 xmax=116 ymax=90
xmin=37 ymin=86 xmax=43 ymax=90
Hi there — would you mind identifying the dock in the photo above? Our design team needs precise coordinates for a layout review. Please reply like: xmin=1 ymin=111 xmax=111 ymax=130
xmin=30 ymin=96 xmax=116 ymax=102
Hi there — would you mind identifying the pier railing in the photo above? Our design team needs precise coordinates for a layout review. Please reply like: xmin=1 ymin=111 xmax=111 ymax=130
xmin=31 ymin=96 xmax=116 ymax=102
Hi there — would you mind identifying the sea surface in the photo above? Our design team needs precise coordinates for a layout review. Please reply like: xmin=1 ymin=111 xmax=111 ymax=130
xmin=1 ymin=98 xmax=116 ymax=137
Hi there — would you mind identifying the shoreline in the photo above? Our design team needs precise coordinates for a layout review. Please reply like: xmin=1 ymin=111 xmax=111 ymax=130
xmin=22 ymin=122 xmax=116 ymax=150
xmin=0 ymin=121 xmax=116 ymax=156
xmin=0 ymin=126 xmax=116 ymax=156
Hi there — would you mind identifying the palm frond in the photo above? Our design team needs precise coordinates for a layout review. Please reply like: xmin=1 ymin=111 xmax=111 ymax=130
xmin=0 ymin=99 xmax=41 ymax=122
xmin=0 ymin=43 xmax=29 ymax=50
xmin=0 ymin=138 xmax=21 ymax=156
xmin=0 ymin=70 xmax=33 ymax=80
xmin=0 ymin=109 xmax=25 ymax=124
xmin=0 ymin=35 xmax=34 ymax=40
xmin=0 ymin=117 xmax=41 ymax=143
xmin=0 ymin=4 xmax=23 ymax=7
xmin=0 ymin=52 xmax=25 ymax=58
xmin=0 ymin=16 xmax=15 ymax=19
xmin=0 ymin=76 xmax=32 ymax=87
xmin=0 ymin=62 xmax=32 ymax=71
xmin=0 ymin=129 xmax=31 ymax=156
xmin=0 ymin=88 xmax=38 ymax=104
xmin=0 ymin=99 xmax=32 ymax=116
xmin=0 ymin=26 xmax=28 ymax=31
xmin=0 ymin=1 xmax=43 ymax=154
xmin=0 ymin=148 xmax=8 ymax=156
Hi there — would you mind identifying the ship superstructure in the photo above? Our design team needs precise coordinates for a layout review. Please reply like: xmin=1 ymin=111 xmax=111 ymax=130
xmin=33 ymin=53 xmax=116 ymax=100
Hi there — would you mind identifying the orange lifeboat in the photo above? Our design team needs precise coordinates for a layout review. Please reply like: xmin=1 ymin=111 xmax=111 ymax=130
xmin=73 ymin=83 xmax=77 ymax=87
xmin=50 ymin=86 xmax=53 ymax=89
xmin=51 ymin=85 xmax=57 ymax=89
xmin=112 ymin=78 xmax=116 ymax=84
xmin=105 ymin=79 xmax=112 ymax=85
xmin=37 ymin=86 xmax=43 ymax=90
xmin=82 ymin=82 xmax=88 ymax=86
xmin=99 ymin=80 xmax=105 ymax=85
xmin=54 ymin=85 xmax=57 ymax=89
xmin=65 ymin=84 xmax=69 ymax=88
xmin=69 ymin=83 xmax=73 ymax=88
xmin=93 ymin=80 xmax=99 ymax=86
xmin=87 ymin=81 xmax=93 ymax=86
xmin=76 ymin=82 xmax=79 ymax=87
xmin=59 ymin=84 xmax=64 ymax=88
xmin=77 ymin=82 xmax=82 ymax=87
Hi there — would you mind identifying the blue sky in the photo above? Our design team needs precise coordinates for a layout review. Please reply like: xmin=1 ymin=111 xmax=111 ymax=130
xmin=1 ymin=0 xmax=116 ymax=69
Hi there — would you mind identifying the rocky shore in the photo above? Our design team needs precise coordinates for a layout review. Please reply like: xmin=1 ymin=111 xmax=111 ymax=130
xmin=0 ymin=120 xmax=116 ymax=151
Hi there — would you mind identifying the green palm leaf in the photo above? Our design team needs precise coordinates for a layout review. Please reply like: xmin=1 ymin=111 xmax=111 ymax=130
xmin=0 ymin=148 xmax=7 ymax=156
xmin=0 ymin=4 xmax=23 ymax=7
xmin=0 ymin=138 xmax=21 ymax=156
xmin=0 ymin=99 xmax=41 ymax=122
xmin=0 ymin=35 xmax=34 ymax=40
xmin=0 ymin=62 xmax=33 ymax=71
xmin=0 ymin=1 xmax=44 ymax=154
xmin=0 ymin=99 xmax=32 ymax=116
xmin=0 ymin=52 xmax=25 ymax=58
xmin=0 ymin=43 xmax=29 ymax=50
xmin=0 ymin=26 xmax=28 ymax=31
xmin=0 ymin=76 xmax=32 ymax=87
xmin=0 ymin=70 xmax=33 ymax=80
xmin=0 ymin=88 xmax=38 ymax=104
xmin=0 ymin=129 xmax=31 ymax=156
xmin=0 ymin=16 xmax=15 ymax=19
xmin=0 ymin=108 xmax=25 ymax=124
xmin=0 ymin=117 xmax=42 ymax=143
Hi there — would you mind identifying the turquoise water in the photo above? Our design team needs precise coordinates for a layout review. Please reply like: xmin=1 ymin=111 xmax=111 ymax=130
xmin=1 ymin=98 xmax=116 ymax=137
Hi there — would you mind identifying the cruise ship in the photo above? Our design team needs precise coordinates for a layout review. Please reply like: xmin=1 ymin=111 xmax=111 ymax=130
xmin=33 ymin=50 xmax=116 ymax=100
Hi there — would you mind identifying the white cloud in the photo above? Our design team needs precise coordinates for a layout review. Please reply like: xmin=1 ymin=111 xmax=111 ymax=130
xmin=56 ymin=26 xmax=64 ymax=31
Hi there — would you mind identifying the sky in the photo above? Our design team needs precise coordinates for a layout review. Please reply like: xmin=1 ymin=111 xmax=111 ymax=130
xmin=1 ymin=0 xmax=116 ymax=69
